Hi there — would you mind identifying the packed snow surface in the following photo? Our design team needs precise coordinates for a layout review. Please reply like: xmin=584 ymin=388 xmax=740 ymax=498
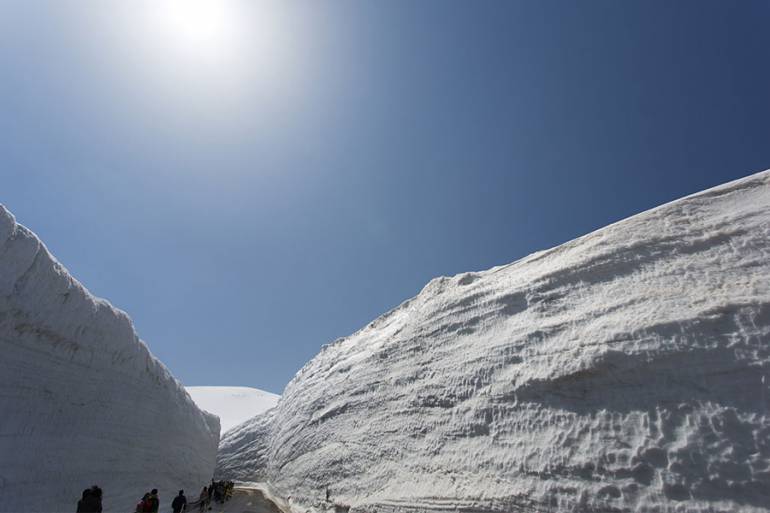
xmin=186 ymin=386 xmax=279 ymax=433
xmin=217 ymin=170 xmax=770 ymax=512
xmin=0 ymin=206 xmax=220 ymax=513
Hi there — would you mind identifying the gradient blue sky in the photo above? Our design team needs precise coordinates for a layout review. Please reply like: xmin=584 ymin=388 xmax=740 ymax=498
xmin=2 ymin=1 xmax=769 ymax=394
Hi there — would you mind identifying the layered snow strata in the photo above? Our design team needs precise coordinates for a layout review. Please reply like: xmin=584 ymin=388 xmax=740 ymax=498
xmin=0 ymin=206 xmax=220 ymax=513
xmin=217 ymin=170 xmax=770 ymax=512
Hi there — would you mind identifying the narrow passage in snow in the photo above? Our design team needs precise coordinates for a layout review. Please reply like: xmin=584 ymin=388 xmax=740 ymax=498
xmin=201 ymin=488 xmax=283 ymax=513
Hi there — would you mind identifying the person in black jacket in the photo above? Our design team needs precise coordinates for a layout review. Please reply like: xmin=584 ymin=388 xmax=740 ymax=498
xmin=171 ymin=490 xmax=187 ymax=513
xmin=148 ymin=489 xmax=159 ymax=513
xmin=76 ymin=486 xmax=102 ymax=513
xmin=76 ymin=489 xmax=91 ymax=513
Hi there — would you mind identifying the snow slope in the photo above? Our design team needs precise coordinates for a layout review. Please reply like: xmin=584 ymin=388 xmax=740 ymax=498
xmin=0 ymin=206 xmax=220 ymax=513
xmin=186 ymin=386 xmax=279 ymax=433
xmin=217 ymin=170 xmax=770 ymax=513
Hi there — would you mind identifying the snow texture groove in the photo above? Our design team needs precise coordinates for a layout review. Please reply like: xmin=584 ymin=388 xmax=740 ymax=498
xmin=0 ymin=206 xmax=220 ymax=513
xmin=217 ymin=170 xmax=770 ymax=513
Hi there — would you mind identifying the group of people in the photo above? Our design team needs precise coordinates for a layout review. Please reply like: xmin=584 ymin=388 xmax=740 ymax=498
xmin=135 ymin=489 xmax=163 ymax=513
xmin=75 ymin=481 xmax=235 ymax=513
xmin=197 ymin=480 xmax=234 ymax=511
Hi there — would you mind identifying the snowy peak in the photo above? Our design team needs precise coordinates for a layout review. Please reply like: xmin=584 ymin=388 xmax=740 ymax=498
xmin=217 ymin=169 xmax=770 ymax=513
xmin=186 ymin=386 xmax=280 ymax=433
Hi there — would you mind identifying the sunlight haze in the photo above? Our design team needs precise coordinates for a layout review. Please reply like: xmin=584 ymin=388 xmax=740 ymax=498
xmin=1 ymin=1 xmax=768 ymax=394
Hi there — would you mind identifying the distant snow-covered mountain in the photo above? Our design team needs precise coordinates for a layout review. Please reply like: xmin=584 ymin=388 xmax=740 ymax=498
xmin=187 ymin=386 xmax=279 ymax=433
xmin=217 ymin=170 xmax=770 ymax=513
xmin=0 ymin=206 xmax=219 ymax=513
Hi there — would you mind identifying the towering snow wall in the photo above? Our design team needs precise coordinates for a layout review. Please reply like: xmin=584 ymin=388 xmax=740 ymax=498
xmin=218 ymin=170 xmax=770 ymax=513
xmin=0 ymin=206 xmax=220 ymax=513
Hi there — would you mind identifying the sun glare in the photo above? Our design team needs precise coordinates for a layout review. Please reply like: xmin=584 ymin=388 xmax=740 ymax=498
xmin=137 ymin=0 xmax=298 ymax=87
xmin=103 ymin=0 xmax=305 ymax=126
xmin=152 ymin=0 xmax=244 ymax=63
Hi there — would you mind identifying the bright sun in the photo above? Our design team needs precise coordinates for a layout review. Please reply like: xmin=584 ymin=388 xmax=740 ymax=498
xmin=141 ymin=0 xmax=295 ymax=84
xmin=154 ymin=0 xmax=244 ymax=61
xmin=113 ymin=0 xmax=302 ymax=120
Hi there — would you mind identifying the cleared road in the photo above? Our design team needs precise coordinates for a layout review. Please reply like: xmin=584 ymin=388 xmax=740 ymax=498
xmin=207 ymin=488 xmax=285 ymax=513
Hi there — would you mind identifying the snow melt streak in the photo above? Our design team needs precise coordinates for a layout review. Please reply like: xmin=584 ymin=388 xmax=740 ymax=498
xmin=218 ymin=171 xmax=770 ymax=513
xmin=0 ymin=207 xmax=220 ymax=513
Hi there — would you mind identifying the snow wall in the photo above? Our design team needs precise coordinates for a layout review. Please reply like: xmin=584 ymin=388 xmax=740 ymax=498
xmin=217 ymin=170 xmax=770 ymax=513
xmin=0 ymin=206 xmax=220 ymax=513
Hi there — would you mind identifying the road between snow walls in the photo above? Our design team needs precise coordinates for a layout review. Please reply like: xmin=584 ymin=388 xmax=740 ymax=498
xmin=216 ymin=169 xmax=770 ymax=513
xmin=0 ymin=206 xmax=220 ymax=513
xmin=179 ymin=486 xmax=287 ymax=513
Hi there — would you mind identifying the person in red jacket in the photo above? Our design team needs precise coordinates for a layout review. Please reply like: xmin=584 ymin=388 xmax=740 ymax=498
xmin=135 ymin=493 xmax=150 ymax=513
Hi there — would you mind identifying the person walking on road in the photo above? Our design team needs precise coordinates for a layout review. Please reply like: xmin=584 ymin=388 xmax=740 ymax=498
xmin=77 ymin=488 xmax=91 ymax=513
xmin=148 ymin=489 xmax=159 ymax=513
xmin=76 ymin=486 xmax=102 ymax=513
xmin=136 ymin=493 xmax=151 ymax=513
xmin=172 ymin=490 xmax=187 ymax=513
xmin=198 ymin=488 xmax=208 ymax=513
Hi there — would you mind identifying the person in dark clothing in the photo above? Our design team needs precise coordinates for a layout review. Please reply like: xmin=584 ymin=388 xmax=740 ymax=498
xmin=136 ymin=493 xmax=151 ymax=513
xmin=76 ymin=489 xmax=91 ymax=513
xmin=198 ymin=488 xmax=208 ymax=513
xmin=148 ymin=489 xmax=159 ymax=513
xmin=76 ymin=486 xmax=102 ymax=513
xmin=90 ymin=486 xmax=103 ymax=513
xmin=171 ymin=490 xmax=187 ymax=513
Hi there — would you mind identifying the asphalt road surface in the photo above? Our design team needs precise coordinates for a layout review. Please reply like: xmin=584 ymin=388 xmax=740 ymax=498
xmin=209 ymin=488 xmax=285 ymax=513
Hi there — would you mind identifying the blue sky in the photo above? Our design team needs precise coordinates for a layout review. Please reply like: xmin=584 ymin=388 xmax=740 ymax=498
xmin=2 ymin=1 xmax=769 ymax=394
